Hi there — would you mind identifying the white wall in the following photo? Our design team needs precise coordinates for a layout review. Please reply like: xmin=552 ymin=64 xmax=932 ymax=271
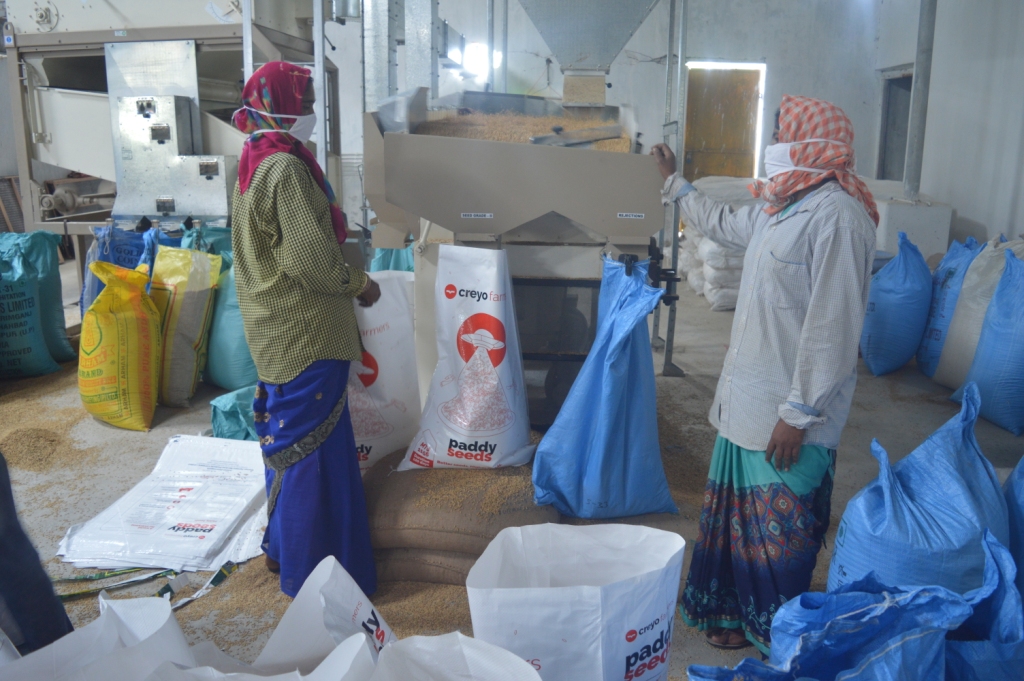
xmin=920 ymin=1 xmax=1024 ymax=241
xmin=876 ymin=0 xmax=918 ymax=69
xmin=876 ymin=0 xmax=1024 ymax=241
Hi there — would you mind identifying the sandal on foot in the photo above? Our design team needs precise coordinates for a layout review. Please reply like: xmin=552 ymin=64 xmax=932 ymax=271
xmin=704 ymin=629 xmax=752 ymax=650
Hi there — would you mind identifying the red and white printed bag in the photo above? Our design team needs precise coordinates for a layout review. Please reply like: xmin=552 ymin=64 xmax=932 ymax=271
xmin=399 ymin=245 xmax=534 ymax=470
xmin=350 ymin=270 xmax=420 ymax=472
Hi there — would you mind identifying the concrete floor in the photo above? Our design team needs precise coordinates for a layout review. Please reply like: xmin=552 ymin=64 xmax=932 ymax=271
xmin=4 ymin=260 xmax=1021 ymax=678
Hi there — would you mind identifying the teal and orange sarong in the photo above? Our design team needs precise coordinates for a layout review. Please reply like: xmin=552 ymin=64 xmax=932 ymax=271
xmin=680 ymin=435 xmax=835 ymax=655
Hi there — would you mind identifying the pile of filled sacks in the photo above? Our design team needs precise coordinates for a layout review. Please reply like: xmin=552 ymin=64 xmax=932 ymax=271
xmin=692 ymin=385 xmax=1024 ymax=680
xmin=76 ymin=224 xmax=257 ymax=431
xmin=676 ymin=176 xmax=759 ymax=312
xmin=861 ymin=231 xmax=1024 ymax=435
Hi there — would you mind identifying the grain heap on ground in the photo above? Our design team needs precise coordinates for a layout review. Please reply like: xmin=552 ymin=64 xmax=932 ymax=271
xmin=0 ymin=365 xmax=93 ymax=473
xmin=416 ymin=112 xmax=632 ymax=153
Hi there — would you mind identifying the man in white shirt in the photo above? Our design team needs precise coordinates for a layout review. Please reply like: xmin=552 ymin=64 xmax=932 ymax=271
xmin=652 ymin=95 xmax=876 ymax=654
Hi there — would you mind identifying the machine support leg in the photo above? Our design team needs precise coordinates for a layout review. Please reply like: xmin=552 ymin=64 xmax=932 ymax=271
xmin=651 ymin=225 xmax=666 ymax=350
xmin=662 ymin=203 xmax=684 ymax=377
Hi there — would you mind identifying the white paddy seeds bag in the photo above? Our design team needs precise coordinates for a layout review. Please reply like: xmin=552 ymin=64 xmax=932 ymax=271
xmin=467 ymin=524 xmax=686 ymax=681
xmin=350 ymin=271 xmax=420 ymax=472
xmin=399 ymin=245 xmax=534 ymax=470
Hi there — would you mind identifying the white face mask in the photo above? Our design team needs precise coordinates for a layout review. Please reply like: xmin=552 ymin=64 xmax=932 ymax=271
xmin=235 ymin=105 xmax=317 ymax=143
xmin=286 ymin=112 xmax=317 ymax=143
xmin=763 ymin=138 xmax=846 ymax=179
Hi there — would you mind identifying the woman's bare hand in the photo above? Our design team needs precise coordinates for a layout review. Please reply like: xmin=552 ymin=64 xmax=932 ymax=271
xmin=357 ymin=278 xmax=381 ymax=307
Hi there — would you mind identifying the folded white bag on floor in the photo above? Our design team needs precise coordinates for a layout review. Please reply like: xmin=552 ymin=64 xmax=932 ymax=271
xmin=351 ymin=271 xmax=420 ymax=471
xmin=466 ymin=524 xmax=685 ymax=681
xmin=703 ymin=281 xmax=739 ymax=312
xmin=5 ymin=594 xmax=195 ymax=681
xmin=372 ymin=632 xmax=541 ymax=681
xmin=58 ymin=436 xmax=266 ymax=571
xmin=933 ymin=237 xmax=1024 ymax=390
xmin=400 ymin=245 xmax=534 ymax=470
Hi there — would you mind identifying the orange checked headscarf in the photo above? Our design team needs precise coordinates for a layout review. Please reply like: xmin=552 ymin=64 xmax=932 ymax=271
xmin=749 ymin=95 xmax=879 ymax=225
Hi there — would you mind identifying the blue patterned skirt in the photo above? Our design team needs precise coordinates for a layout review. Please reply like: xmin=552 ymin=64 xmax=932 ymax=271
xmin=254 ymin=359 xmax=377 ymax=597
xmin=680 ymin=434 xmax=835 ymax=655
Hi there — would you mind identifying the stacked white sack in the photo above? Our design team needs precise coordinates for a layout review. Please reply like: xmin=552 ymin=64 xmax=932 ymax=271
xmin=682 ymin=176 xmax=760 ymax=311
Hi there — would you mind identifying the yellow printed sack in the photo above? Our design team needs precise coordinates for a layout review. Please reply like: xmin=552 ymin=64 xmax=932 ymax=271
xmin=79 ymin=262 xmax=161 ymax=431
xmin=150 ymin=247 xmax=222 ymax=407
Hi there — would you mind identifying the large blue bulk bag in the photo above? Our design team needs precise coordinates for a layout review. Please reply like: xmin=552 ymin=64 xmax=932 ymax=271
xmin=0 ymin=249 xmax=61 ymax=378
xmin=1005 ymin=457 xmax=1024 ymax=598
xmin=950 ymin=249 xmax=1024 ymax=435
xmin=210 ymin=385 xmax=258 ymax=441
xmin=946 ymin=532 xmax=1024 ymax=681
xmin=205 ymin=258 xmax=258 ymax=391
xmin=369 ymin=245 xmax=415 ymax=273
xmin=532 ymin=257 xmax=677 ymax=518
xmin=860 ymin=232 xmax=932 ymax=376
xmin=687 ymin=574 xmax=971 ymax=681
xmin=828 ymin=383 xmax=1009 ymax=595
xmin=0 ymin=231 xmax=76 ymax=363
xmin=917 ymin=237 xmax=983 ymax=377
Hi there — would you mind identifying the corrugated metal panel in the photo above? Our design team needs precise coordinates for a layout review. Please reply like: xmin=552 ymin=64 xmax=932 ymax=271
xmin=517 ymin=0 xmax=660 ymax=72
xmin=0 ymin=177 xmax=25 ymax=232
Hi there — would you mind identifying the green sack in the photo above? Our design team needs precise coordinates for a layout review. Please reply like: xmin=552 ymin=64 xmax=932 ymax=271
xmin=205 ymin=261 xmax=258 ymax=391
xmin=0 ymin=248 xmax=61 ymax=378
xmin=210 ymin=385 xmax=258 ymax=441
xmin=0 ymin=232 xmax=76 ymax=362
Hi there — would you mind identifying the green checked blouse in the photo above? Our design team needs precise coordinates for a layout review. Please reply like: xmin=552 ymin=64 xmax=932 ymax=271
xmin=231 ymin=152 xmax=368 ymax=385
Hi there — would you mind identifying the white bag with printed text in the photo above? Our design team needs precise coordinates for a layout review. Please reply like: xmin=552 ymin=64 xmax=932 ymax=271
xmin=466 ymin=524 xmax=685 ymax=681
xmin=351 ymin=271 xmax=420 ymax=472
xmin=399 ymin=245 xmax=534 ymax=470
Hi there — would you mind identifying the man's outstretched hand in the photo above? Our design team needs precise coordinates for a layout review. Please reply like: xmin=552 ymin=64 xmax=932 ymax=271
xmin=650 ymin=143 xmax=677 ymax=181
xmin=765 ymin=419 xmax=804 ymax=472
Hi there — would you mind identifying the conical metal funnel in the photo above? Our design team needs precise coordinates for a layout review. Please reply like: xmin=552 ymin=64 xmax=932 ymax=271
xmin=517 ymin=0 xmax=661 ymax=73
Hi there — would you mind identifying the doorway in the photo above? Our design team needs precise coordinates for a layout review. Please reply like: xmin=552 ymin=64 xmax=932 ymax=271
xmin=682 ymin=62 xmax=765 ymax=181
xmin=878 ymin=73 xmax=914 ymax=181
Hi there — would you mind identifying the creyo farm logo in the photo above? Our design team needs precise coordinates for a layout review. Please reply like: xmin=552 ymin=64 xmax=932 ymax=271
xmin=442 ymin=283 xmax=506 ymax=302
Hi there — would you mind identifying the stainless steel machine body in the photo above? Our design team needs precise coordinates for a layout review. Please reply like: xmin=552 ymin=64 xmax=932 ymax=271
xmin=2 ymin=0 xmax=344 ymax=289
xmin=111 ymin=94 xmax=235 ymax=223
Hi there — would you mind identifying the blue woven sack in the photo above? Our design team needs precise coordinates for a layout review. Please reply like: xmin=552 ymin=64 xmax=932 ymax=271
xmin=532 ymin=257 xmax=676 ymax=518
xmin=917 ymin=237 xmax=983 ymax=377
xmin=828 ymin=383 xmax=1009 ymax=594
xmin=951 ymin=249 xmax=1024 ymax=435
xmin=860 ymin=232 xmax=932 ymax=375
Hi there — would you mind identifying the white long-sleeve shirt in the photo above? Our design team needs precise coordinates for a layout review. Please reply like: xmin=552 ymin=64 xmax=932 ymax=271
xmin=663 ymin=174 xmax=876 ymax=451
